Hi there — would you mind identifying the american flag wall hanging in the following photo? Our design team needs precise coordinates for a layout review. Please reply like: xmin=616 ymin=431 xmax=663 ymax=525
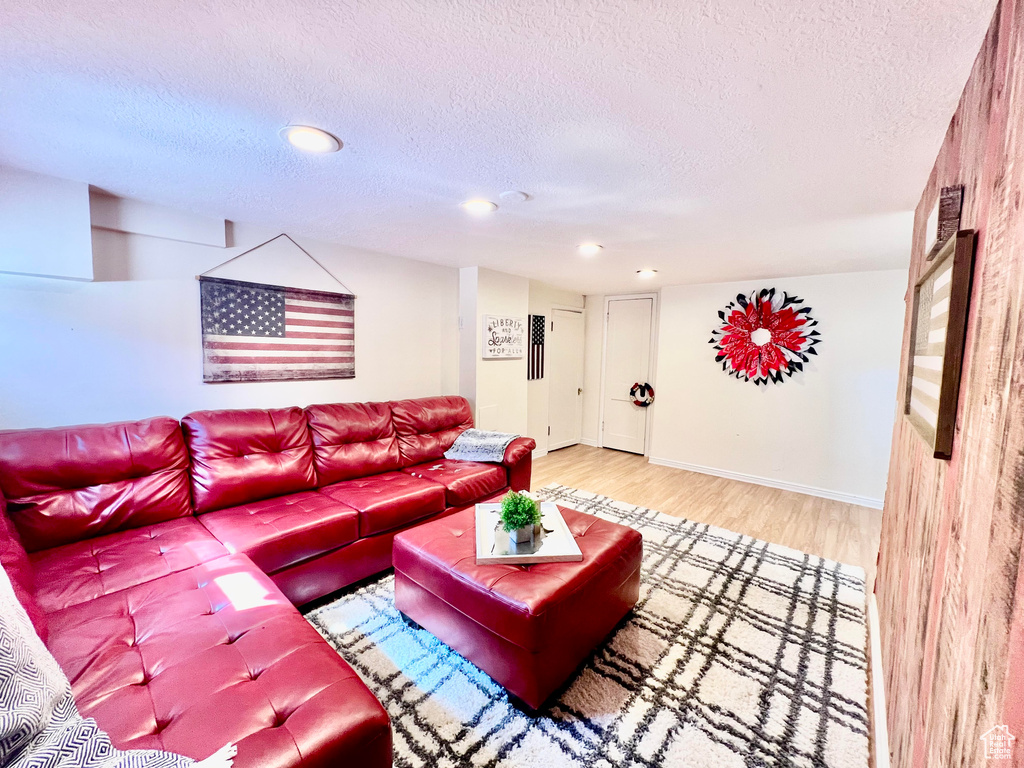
xmin=528 ymin=314 xmax=545 ymax=380
xmin=200 ymin=276 xmax=355 ymax=382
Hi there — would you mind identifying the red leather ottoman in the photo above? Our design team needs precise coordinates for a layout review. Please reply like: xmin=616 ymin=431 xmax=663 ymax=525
xmin=392 ymin=505 xmax=642 ymax=711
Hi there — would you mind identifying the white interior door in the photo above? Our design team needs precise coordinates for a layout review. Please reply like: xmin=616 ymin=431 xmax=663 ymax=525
xmin=547 ymin=309 xmax=585 ymax=450
xmin=602 ymin=297 xmax=653 ymax=454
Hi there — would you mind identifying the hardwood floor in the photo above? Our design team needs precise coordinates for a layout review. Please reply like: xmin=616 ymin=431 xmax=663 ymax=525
xmin=532 ymin=444 xmax=882 ymax=593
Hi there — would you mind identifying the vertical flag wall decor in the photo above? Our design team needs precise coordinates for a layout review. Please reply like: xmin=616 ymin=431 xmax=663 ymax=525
xmin=528 ymin=314 xmax=545 ymax=380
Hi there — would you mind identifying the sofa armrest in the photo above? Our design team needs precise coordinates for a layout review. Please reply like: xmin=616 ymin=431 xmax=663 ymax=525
xmin=502 ymin=437 xmax=536 ymax=466
xmin=502 ymin=437 xmax=536 ymax=492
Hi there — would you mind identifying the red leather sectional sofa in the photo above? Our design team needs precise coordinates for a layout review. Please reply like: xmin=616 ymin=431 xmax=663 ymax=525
xmin=0 ymin=395 xmax=535 ymax=768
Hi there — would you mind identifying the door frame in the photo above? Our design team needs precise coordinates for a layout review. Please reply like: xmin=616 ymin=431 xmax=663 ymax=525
xmin=598 ymin=292 xmax=659 ymax=455
xmin=547 ymin=306 xmax=585 ymax=451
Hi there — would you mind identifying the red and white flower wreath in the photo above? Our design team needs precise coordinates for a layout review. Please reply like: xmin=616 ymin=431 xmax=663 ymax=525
xmin=709 ymin=288 xmax=821 ymax=385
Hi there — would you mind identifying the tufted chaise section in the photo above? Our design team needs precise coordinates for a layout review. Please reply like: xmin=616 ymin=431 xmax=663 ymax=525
xmin=27 ymin=517 xmax=228 ymax=613
xmin=47 ymin=554 xmax=391 ymax=766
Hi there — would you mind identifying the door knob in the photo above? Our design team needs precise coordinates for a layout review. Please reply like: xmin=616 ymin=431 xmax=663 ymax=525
xmin=578 ymin=388 xmax=583 ymax=395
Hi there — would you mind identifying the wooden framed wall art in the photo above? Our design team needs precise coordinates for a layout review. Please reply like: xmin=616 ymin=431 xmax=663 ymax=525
xmin=904 ymin=229 xmax=976 ymax=459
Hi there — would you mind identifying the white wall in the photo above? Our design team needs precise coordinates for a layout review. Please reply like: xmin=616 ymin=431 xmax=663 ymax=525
xmin=527 ymin=280 xmax=585 ymax=457
xmin=0 ymin=221 xmax=459 ymax=429
xmin=649 ymin=270 xmax=906 ymax=507
xmin=458 ymin=267 xmax=530 ymax=435
xmin=0 ymin=166 xmax=93 ymax=280
xmin=581 ymin=294 xmax=605 ymax=446
xmin=90 ymin=190 xmax=226 ymax=247
xmin=458 ymin=267 xmax=478 ymax=415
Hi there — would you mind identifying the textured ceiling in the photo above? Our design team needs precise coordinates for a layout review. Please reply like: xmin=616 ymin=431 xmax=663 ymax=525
xmin=0 ymin=0 xmax=997 ymax=294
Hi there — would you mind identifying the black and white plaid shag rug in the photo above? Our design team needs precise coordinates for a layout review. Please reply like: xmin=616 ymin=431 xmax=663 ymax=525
xmin=305 ymin=484 xmax=869 ymax=768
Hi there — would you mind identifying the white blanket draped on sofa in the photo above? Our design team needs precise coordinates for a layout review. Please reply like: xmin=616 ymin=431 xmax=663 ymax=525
xmin=0 ymin=564 xmax=235 ymax=768
xmin=444 ymin=429 xmax=519 ymax=463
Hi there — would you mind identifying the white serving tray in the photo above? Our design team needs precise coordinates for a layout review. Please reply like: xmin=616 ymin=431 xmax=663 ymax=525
xmin=475 ymin=501 xmax=583 ymax=565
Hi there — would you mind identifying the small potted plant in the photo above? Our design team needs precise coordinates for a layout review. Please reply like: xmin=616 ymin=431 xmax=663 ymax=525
xmin=500 ymin=490 xmax=542 ymax=549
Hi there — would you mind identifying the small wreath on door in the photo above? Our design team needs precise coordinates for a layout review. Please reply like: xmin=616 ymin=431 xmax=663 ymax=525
xmin=630 ymin=382 xmax=655 ymax=407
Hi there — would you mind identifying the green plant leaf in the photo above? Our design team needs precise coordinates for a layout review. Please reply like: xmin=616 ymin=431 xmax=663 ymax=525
xmin=499 ymin=491 xmax=541 ymax=532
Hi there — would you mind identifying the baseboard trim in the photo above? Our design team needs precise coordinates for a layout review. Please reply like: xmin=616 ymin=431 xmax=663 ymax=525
xmin=580 ymin=438 xmax=599 ymax=447
xmin=868 ymin=594 xmax=890 ymax=768
xmin=646 ymin=456 xmax=884 ymax=510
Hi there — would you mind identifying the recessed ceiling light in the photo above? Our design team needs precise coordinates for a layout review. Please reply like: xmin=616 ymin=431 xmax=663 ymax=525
xmin=460 ymin=199 xmax=498 ymax=214
xmin=577 ymin=243 xmax=603 ymax=257
xmin=637 ymin=269 xmax=658 ymax=279
xmin=280 ymin=125 xmax=342 ymax=153
xmin=500 ymin=190 xmax=531 ymax=203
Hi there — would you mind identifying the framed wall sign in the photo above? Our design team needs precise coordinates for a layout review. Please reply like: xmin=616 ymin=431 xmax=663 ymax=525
xmin=925 ymin=185 xmax=964 ymax=261
xmin=904 ymin=229 xmax=977 ymax=459
xmin=482 ymin=315 xmax=525 ymax=359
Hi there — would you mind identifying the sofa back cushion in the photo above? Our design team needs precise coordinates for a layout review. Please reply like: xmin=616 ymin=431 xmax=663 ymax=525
xmin=182 ymin=407 xmax=316 ymax=514
xmin=0 ymin=417 xmax=192 ymax=552
xmin=305 ymin=402 xmax=402 ymax=485
xmin=0 ymin=488 xmax=47 ymax=643
xmin=390 ymin=396 xmax=474 ymax=466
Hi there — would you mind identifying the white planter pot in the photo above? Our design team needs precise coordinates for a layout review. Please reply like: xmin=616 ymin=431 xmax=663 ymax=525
xmin=509 ymin=525 xmax=535 ymax=548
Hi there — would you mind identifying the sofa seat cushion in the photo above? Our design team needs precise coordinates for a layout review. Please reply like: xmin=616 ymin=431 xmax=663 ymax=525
xmin=402 ymin=459 xmax=507 ymax=507
xmin=46 ymin=554 xmax=392 ymax=766
xmin=28 ymin=517 xmax=229 ymax=614
xmin=198 ymin=491 xmax=359 ymax=575
xmin=319 ymin=472 xmax=446 ymax=538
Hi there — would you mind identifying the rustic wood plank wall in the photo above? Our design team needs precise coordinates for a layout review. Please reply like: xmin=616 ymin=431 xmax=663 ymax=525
xmin=876 ymin=1 xmax=1024 ymax=765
